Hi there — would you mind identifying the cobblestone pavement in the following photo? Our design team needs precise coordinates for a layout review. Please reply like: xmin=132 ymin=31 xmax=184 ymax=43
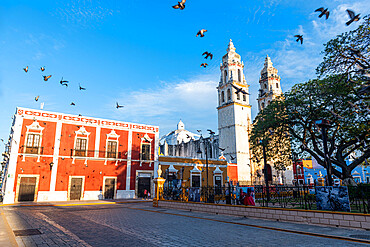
xmin=2 ymin=201 xmax=370 ymax=247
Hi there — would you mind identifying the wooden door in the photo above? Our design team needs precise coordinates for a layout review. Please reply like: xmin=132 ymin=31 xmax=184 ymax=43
xmin=104 ymin=178 xmax=116 ymax=199
xmin=18 ymin=177 xmax=37 ymax=202
xmin=70 ymin=178 xmax=83 ymax=200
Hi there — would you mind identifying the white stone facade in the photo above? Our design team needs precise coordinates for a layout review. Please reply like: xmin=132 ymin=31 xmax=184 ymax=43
xmin=217 ymin=40 xmax=252 ymax=181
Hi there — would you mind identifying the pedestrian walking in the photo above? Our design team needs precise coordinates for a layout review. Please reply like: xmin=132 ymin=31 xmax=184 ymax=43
xmin=144 ymin=189 xmax=148 ymax=199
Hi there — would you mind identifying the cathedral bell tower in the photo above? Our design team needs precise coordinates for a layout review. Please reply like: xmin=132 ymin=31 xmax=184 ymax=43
xmin=217 ymin=39 xmax=252 ymax=182
xmin=257 ymin=55 xmax=282 ymax=112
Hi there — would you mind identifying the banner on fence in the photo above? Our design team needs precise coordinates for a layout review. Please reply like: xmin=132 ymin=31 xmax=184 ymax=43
xmin=315 ymin=186 xmax=351 ymax=212
xmin=188 ymin=188 xmax=201 ymax=202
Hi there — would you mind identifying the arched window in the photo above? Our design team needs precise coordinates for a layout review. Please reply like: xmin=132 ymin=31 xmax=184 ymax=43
xmin=238 ymin=69 xmax=241 ymax=82
xmin=237 ymin=92 xmax=240 ymax=100
xmin=221 ymin=91 xmax=225 ymax=103
xmin=276 ymin=83 xmax=279 ymax=88
xmin=264 ymin=84 xmax=267 ymax=89
xmin=227 ymin=89 xmax=231 ymax=101
xmin=224 ymin=70 xmax=227 ymax=83
xmin=261 ymin=102 xmax=265 ymax=109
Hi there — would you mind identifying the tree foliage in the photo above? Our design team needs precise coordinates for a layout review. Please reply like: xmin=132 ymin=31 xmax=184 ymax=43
xmin=251 ymin=16 xmax=370 ymax=182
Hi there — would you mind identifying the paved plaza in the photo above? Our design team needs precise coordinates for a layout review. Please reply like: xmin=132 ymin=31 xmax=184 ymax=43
xmin=0 ymin=200 xmax=369 ymax=247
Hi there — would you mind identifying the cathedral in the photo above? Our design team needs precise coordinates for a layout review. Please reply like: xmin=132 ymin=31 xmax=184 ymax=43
xmin=160 ymin=40 xmax=293 ymax=185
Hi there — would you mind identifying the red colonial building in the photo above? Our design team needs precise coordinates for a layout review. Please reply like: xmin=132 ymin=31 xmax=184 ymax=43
xmin=1 ymin=107 xmax=159 ymax=203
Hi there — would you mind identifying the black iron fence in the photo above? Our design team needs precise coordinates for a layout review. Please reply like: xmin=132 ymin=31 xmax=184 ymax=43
xmin=159 ymin=184 xmax=369 ymax=214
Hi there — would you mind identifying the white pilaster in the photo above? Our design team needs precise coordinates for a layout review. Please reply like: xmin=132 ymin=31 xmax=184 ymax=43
xmin=126 ymin=130 xmax=133 ymax=190
xmin=94 ymin=126 xmax=101 ymax=158
xmin=49 ymin=120 xmax=63 ymax=192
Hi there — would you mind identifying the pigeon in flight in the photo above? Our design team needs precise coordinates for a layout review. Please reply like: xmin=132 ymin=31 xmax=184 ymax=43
xmin=315 ymin=7 xmax=330 ymax=19
xmin=40 ymin=66 xmax=45 ymax=72
xmin=70 ymin=102 xmax=75 ymax=106
xmin=116 ymin=102 xmax=124 ymax=109
xmin=35 ymin=96 xmax=39 ymax=102
xmin=230 ymin=155 xmax=236 ymax=161
xmin=232 ymin=84 xmax=250 ymax=95
xmin=172 ymin=0 xmax=186 ymax=10
xmin=346 ymin=9 xmax=360 ymax=26
xmin=207 ymin=129 xmax=215 ymax=135
xmin=196 ymin=29 xmax=207 ymax=37
xmin=200 ymin=63 xmax=208 ymax=68
xmin=79 ymin=84 xmax=86 ymax=90
xmin=43 ymin=75 xmax=52 ymax=81
xmin=197 ymin=130 xmax=202 ymax=133
xmin=202 ymin=51 xmax=213 ymax=60
xmin=60 ymin=77 xmax=68 ymax=87
xmin=294 ymin=35 xmax=303 ymax=44
xmin=219 ymin=147 xmax=226 ymax=152
xmin=23 ymin=66 xmax=29 ymax=73
xmin=186 ymin=134 xmax=192 ymax=139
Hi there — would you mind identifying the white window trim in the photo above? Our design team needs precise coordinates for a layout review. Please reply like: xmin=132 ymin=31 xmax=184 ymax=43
xmin=106 ymin=130 xmax=120 ymax=159
xmin=140 ymin=135 xmax=152 ymax=162
xmin=68 ymin=176 xmax=85 ymax=201
xmin=23 ymin=121 xmax=44 ymax=161
xmin=102 ymin=176 xmax=117 ymax=199
xmin=190 ymin=166 xmax=202 ymax=188
xmin=73 ymin=126 xmax=90 ymax=163
xmin=15 ymin=174 xmax=40 ymax=203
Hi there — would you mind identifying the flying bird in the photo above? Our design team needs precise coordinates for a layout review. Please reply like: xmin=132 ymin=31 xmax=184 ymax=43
xmin=79 ymin=84 xmax=86 ymax=90
xmin=40 ymin=66 xmax=45 ymax=72
xmin=43 ymin=75 xmax=52 ymax=81
xmin=202 ymin=51 xmax=213 ymax=60
xmin=196 ymin=29 xmax=207 ymax=37
xmin=197 ymin=130 xmax=202 ymax=133
xmin=219 ymin=147 xmax=226 ymax=152
xmin=346 ymin=9 xmax=360 ymax=26
xmin=315 ymin=7 xmax=330 ymax=19
xmin=172 ymin=0 xmax=186 ymax=10
xmin=70 ymin=102 xmax=75 ymax=106
xmin=35 ymin=96 xmax=39 ymax=102
xmin=294 ymin=35 xmax=303 ymax=44
xmin=232 ymin=84 xmax=249 ymax=95
xmin=207 ymin=129 xmax=215 ymax=135
xmin=200 ymin=63 xmax=208 ymax=68
xmin=116 ymin=102 xmax=124 ymax=109
xmin=230 ymin=155 xmax=236 ymax=161
xmin=23 ymin=66 xmax=28 ymax=73
xmin=59 ymin=77 xmax=68 ymax=87
xmin=186 ymin=134 xmax=191 ymax=139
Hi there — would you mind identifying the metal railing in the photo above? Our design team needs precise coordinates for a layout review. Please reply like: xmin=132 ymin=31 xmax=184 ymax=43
xmin=21 ymin=146 xmax=44 ymax=155
xmin=159 ymin=184 xmax=369 ymax=214
xmin=70 ymin=149 xmax=125 ymax=159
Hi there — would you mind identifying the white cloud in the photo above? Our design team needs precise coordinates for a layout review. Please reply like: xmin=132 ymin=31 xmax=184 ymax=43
xmin=113 ymin=75 xmax=219 ymax=135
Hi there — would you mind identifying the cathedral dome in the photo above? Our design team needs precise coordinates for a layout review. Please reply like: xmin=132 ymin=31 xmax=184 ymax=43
xmin=159 ymin=120 xmax=200 ymax=145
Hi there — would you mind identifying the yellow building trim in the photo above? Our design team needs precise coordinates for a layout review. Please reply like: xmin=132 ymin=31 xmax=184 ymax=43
xmin=158 ymin=156 xmax=227 ymax=166
xmin=217 ymin=102 xmax=252 ymax=110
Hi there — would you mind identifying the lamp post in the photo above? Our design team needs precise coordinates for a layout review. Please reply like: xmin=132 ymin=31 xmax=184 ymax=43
xmin=315 ymin=119 xmax=333 ymax=186
xmin=197 ymin=133 xmax=211 ymax=202
xmin=259 ymin=139 xmax=270 ymax=203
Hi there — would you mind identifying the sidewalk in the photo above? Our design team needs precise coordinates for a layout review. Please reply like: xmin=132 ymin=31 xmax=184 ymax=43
xmin=0 ymin=198 xmax=152 ymax=208
xmin=0 ymin=208 xmax=18 ymax=247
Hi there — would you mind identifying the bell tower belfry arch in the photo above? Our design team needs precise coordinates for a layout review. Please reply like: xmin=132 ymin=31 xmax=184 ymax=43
xmin=217 ymin=40 xmax=252 ymax=182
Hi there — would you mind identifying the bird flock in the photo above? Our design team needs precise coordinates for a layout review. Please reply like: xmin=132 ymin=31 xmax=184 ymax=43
xmin=295 ymin=8 xmax=361 ymax=45
xmin=22 ymin=2 xmax=363 ymax=115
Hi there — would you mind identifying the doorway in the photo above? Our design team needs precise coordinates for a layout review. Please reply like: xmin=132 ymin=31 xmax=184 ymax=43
xmin=17 ymin=176 xmax=38 ymax=202
xmin=137 ymin=177 xmax=150 ymax=198
xmin=104 ymin=177 xmax=116 ymax=199
xmin=69 ymin=177 xmax=84 ymax=200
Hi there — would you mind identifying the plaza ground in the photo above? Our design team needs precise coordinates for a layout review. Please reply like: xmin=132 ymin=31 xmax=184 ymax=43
xmin=0 ymin=200 xmax=369 ymax=246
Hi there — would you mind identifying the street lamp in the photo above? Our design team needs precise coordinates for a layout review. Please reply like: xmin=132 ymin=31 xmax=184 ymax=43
xmin=259 ymin=139 xmax=270 ymax=203
xmin=197 ymin=133 xmax=211 ymax=202
xmin=315 ymin=119 xmax=333 ymax=186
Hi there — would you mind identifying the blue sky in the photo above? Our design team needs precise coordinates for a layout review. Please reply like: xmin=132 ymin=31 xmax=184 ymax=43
xmin=0 ymin=0 xmax=369 ymax=149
